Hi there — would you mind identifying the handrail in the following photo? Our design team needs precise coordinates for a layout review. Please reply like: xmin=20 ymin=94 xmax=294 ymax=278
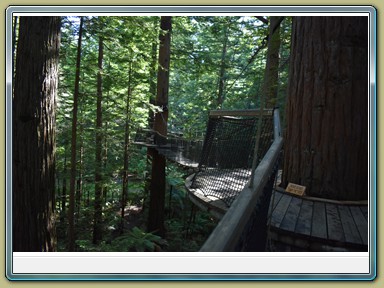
xmin=209 ymin=108 xmax=273 ymax=118
xmin=200 ymin=109 xmax=283 ymax=252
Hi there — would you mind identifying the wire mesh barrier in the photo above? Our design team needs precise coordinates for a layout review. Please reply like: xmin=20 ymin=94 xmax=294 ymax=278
xmin=198 ymin=109 xmax=283 ymax=252
xmin=190 ymin=112 xmax=274 ymax=207
xmin=234 ymin=155 xmax=281 ymax=251
xmin=133 ymin=128 xmax=203 ymax=168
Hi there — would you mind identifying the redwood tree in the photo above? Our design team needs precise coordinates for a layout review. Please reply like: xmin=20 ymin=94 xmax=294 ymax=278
xmin=263 ymin=16 xmax=281 ymax=108
xmin=13 ymin=16 xmax=61 ymax=251
xmin=68 ymin=16 xmax=84 ymax=251
xmin=93 ymin=35 xmax=104 ymax=244
xmin=282 ymin=16 xmax=368 ymax=200
xmin=147 ymin=16 xmax=172 ymax=236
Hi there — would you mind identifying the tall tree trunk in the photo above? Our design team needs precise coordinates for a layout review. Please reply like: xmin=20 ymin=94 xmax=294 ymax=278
xmin=217 ymin=25 xmax=228 ymax=109
xmin=282 ymin=16 xmax=368 ymax=200
xmin=76 ymin=106 xmax=84 ymax=219
xmin=263 ymin=16 xmax=281 ymax=108
xmin=61 ymin=153 xmax=67 ymax=220
xmin=103 ymin=92 xmax=109 ymax=204
xmin=13 ymin=16 xmax=61 ymax=251
xmin=121 ymin=62 xmax=133 ymax=229
xmin=144 ymin=20 xmax=158 ymax=213
xmin=147 ymin=16 xmax=172 ymax=237
xmin=68 ymin=16 xmax=83 ymax=251
xmin=93 ymin=35 xmax=104 ymax=244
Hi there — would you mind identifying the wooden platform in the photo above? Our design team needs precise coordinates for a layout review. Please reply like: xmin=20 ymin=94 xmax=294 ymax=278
xmin=267 ymin=189 xmax=369 ymax=252
xmin=185 ymin=174 xmax=229 ymax=219
xmin=186 ymin=172 xmax=369 ymax=251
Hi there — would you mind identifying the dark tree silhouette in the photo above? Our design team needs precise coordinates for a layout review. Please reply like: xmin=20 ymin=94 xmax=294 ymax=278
xmin=147 ymin=16 xmax=172 ymax=237
xmin=13 ymin=16 xmax=61 ymax=251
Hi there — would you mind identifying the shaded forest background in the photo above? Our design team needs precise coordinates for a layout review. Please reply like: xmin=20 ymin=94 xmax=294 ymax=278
xmin=11 ymin=15 xmax=368 ymax=252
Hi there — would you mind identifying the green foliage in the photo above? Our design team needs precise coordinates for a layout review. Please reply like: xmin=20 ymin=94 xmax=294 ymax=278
xmin=114 ymin=227 xmax=167 ymax=252
xmin=55 ymin=15 xmax=291 ymax=252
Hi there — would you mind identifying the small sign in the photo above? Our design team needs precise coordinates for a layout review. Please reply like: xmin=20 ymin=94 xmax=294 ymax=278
xmin=286 ymin=183 xmax=306 ymax=196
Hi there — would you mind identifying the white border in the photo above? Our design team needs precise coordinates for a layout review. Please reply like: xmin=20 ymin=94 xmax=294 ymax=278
xmin=13 ymin=252 xmax=369 ymax=274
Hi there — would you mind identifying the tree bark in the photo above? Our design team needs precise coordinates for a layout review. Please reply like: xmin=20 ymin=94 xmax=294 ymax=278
xmin=68 ymin=16 xmax=83 ymax=251
xmin=61 ymin=153 xmax=67 ymax=220
xmin=282 ymin=16 xmax=368 ymax=200
xmin=13 ymin=16 xmax=61 ymax=251
xmin=121 ymin=61 xmax=133 ymax=229
xmin=217 ymin=25 xmax=228 ymax=109
xmin=143 ymin=22 xmax=158 ymax=214
xmin=147 ymin=16 xmax=172 ymax=237
xmin=263 ymin=16 xmax=281 ymax=108
xmin=93 ymin=35 xmax=104 ymax=244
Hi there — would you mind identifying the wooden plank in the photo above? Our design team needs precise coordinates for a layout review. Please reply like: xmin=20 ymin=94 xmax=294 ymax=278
xmin=350 ymin=206 xmax=368 ymax=246
xmin=311 ymin=201 xmax=327 ymax=239
xmin=270 ymin=193 xmax=292 ymax=228
xmin=295 ymin=199 xmax=313 ymax=236
xmin=209 ymin=109 xmax=273 ymax=118
xmin=338 ymin=205 xmax=363 ymax=245
xmin=269 ymin=190 xmax=283 ymax=211
xmin=267 ymin=190 xmax=283 ymax=220
xmin=360 ymin=206 xmax=368 ymax=221
xmin=326 ymin=203 xmax=345 ymax=242
xmin=280 ymin=196 xmax=302 ymax=232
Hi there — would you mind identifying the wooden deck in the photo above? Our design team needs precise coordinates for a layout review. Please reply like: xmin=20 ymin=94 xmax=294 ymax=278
xmin=186 ymin=172 xmax=369 ymax=252
xmin=185 ymin=166 xmax=369 ymax=252
xmin=267 ymin=189 xmax=368 ymax=252
xmin=185 ymin=174 xmax=229 ymax=219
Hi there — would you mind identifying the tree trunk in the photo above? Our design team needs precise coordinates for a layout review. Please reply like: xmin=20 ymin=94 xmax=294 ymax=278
xmin=13 ymin=16 xmax=61 ymax=251
xmin=93 ymin=35 xmax=104 ymax=244
xmin=147 ymin=16 xmax=172 ymax=237
xmin=121 ymin=62 xmax=133 ymax=229
xmin=68 ymin=16 xmax=83 ymax=251
xmin=61 ymin=153 xmax=67 ymax=220
xmin=263 ymin=16 xmax=281 ymax=108
xmin=282 ymin=16 xmax=368 ymax=201
xmin=217 ymin=25 xmax=228 ymax=109
xmin=143 ymin=22 xmax=158 ymax=214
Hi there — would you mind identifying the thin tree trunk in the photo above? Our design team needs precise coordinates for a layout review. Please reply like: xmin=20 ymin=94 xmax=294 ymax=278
xmin=147 ymin=16 xmax=172 ymax=237
xmin=121 ymin=61 xmax=133 ymax=230
xmin=68 ymin=16 xmax=83 ymax=252
xmin=61 ymin=153 xmax=67 ymax=220
xmin=263 ymin=16 xmax=281 ymax=108
xmin=93 ymin=35 xmax=104 ymax=244
xmin=13 ymin=16 xmax=61 ymax=251
xmin=103 ymin=99 xmax=109 ymax=204
xmin=217 ymin=25 xmax=228 ymax=109
xmin=76 ymin=110 xmax=84 ymax=219
xmin=144 ymin=20 xmax=158 ymax=213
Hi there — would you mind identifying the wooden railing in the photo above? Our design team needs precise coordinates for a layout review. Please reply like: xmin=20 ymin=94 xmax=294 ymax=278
xmin=200 ymin=109 xmax=283 ymax=252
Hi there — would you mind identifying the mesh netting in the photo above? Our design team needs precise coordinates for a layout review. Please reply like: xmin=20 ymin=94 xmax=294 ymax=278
xmin=133 ymin=129 xmax=203 ymax=167
xmin=191 ymin=115 xmax=274 ymax=207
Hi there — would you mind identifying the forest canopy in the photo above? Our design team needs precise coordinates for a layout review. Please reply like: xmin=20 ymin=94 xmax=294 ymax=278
xmin=12 ymin=15 xmax=369 ymax=253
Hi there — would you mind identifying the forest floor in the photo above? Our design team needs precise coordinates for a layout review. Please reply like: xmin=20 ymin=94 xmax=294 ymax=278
xmin=56 ymin=197 xmax=217 ymax=252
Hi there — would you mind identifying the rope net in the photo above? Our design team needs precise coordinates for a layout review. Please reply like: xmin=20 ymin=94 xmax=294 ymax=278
xmin=191 ymin=115 xmax=274 ymax=207
xmin=133 ymin=128 xmax=203 ymax=168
